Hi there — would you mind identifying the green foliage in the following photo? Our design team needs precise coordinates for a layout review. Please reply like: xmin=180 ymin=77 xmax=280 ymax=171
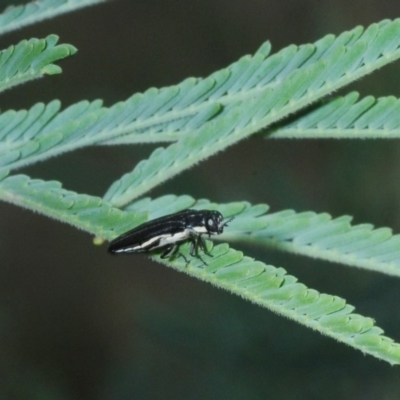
xmin=272 ymin=92 xmax=400 ymax=138
xmin=2 ymin=1 xmax=400 ymax=363
xmin=0 ymin=34 xmax=76 ymax=93
xmin=0 ymin=0 xmax=107 ymax=35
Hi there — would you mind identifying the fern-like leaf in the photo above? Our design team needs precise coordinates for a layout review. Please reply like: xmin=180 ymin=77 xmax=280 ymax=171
xmin=0 ymin=96 xmax=221 ymax=173
xmin=0 ymin=174 xmax=399 ymax=364
xmin=227 ymin=207 xmax=400 ymax=278
xmin=122 ymin=194 xmax=400 ymax=278
xmin=2 ymin=20 xmax=400 ymax=174
xmin=5 ymin=173 xmax=400 ymax=281
xmin=0 ymin=0 xmax=107 ymax=36
xmin=104 ymin=19 xmax=400 ymax=207
xmin=0 ymin=34 xmax=76 ymax=94
xmin=270 ymin=92 xmax=400 ymax=138
xmin=0 ymin=99 xmax=105 ymax=169
xmin=4 ymin=168 xmax=400 ymax=282
xmin=0 ymin=173 xmax=147 ymax=237
xmin=103 ymin=19 xmax=400 ymax=145
xmin=156 ymin=243 xmax=400 ymax=365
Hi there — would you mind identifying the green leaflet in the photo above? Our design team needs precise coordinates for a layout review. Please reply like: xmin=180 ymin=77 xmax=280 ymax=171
xmin=0 ymin=0 xmax=107 ymax=36
xmin=271 ymin=92 xmax=400 ymax=138
xmin=123 ymin=194 xmax=400 ymax=278
xmin=0 ymin=174 xmax=147 ymax=238
xmin=2 ymin=173 xmax=400 ymax=363
xmin=4 ymin=172 xmax=400 ymax=282
xmin=156 ymin=243 xmax=400 ymax=365
xmin=0 ymin=35 xmax=76 ymax=93
xmin=0 ymin=93 xmax=222 ymax=173
xmin=3 ymin=20 xmax=400 ymax=174
xmin=104 ymin=20 xmax=400 ymax=207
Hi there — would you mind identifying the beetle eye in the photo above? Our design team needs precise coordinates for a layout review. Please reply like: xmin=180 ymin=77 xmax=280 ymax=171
xmin=208 ymin=218 xmax=215 ymax=227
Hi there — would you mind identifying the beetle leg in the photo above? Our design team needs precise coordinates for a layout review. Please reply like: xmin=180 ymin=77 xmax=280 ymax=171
xmin=198 ymin=236 xmax=213 ymax=257
xmin=160 ymin=244 xmax=189 ymax=264
xmin=189 ymin=237 xmax=197 ymax=257
xmin=160 ymin=245 xmax=174 ymax=259
xmin=187 ymin=236 xmax=206 ymax=266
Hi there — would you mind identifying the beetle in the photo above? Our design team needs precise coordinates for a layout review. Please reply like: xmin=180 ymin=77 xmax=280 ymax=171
xmin=108 ymin=209 xmax=233 ymax=265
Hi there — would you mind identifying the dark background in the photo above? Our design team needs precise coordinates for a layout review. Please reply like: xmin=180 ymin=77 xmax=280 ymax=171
xmin=1 ymin=0 xmax=400 ymax=398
